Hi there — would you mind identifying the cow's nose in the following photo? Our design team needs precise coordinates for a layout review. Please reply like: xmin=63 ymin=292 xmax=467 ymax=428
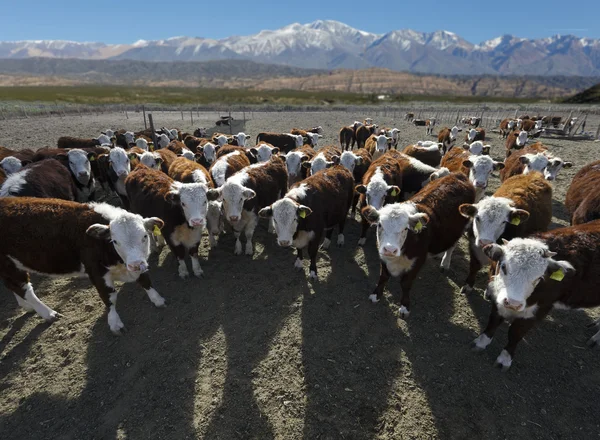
xmin=79 ymin=171 xmax=88 ymax=177
xmin=478 ymin=239 xmax=493 ymax=247
xmin=279 ymin=240 xmax=291 ymax=247
xmin=190 ymin=218 xmax=204 ymax=227
xmin=475 ymin=182 xmax=487 ymax=188
xmin=383 ymin=245 xmax=399 ymax=256
xmin=127 ymin=261 xmax=144 ymax=272
xmin=546 ymin=176 xmax=554 ymax=181
xmin=117 ymin=170 xmax=127 ymax=177
xmin=503 ymin=298 xmax=523 ymax=311
xmin=229 ymin=216 xmax=239 ymax=222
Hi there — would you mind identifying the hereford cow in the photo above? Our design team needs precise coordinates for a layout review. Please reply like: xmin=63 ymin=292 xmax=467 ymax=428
xmin=505 ymin=130 xmax=528 ymax=157
xmin=500 ymin=144 xmax=572 ymax=182
xmin=97 ymin=147 xmax=131 ymax=208
xmin=126 ymin=165 xmax=218 ymax=278
xmin=438 ymin=126 xmax=460 ymax=153
xmin=213 ymin=157 xmax=288 ymax=256
xmin=402 ymin=144 xmax=442 ymax=168
xmin=209 ymin=150 xmax=251 ymax=187
xmin=499 ymin=119 xmax=516 ymax=139
xmin=231 ymin=132 xmax=251 ymax=147
xmin=466 ymin=128 xmax=485 ymax=143
xmin=565 ymin=160 xmax=600 ymax=225
xmin=458 ymin=172 xmax=552 ymax=292
xmin=0 ymin=156 xmax=25 ymax=176
xmin=259 ymin=165 xmax=354 ymax=279
xmin=365 ymin=134 xmax=391 ymax=161
xmin=472 ymin=221 xmax=600 ymax=370
xmin=0 ymin=197 xmax=164 ymax=334
xmin=253 ymin=143 xmax=280 ymax=163
xmin=196 ymin=142 xmax=219 ymax=169
xmin=356 ymin=124 xmax=378 ymax=149
xmin=168 ymin=157 xmax=213 ymax=186
xmin=303 ymin=146 xmax=341 ymax=176
xmin=282 ymin=144 xmax=316 ymax=187
xmin=339 ymin=126 xmax=356 ymax=151
xmin=0 ymin=159 xmax=77 ymax=201
xmin=256 ymin=132 xmax=303 ymax=153
xmin=362 ymin=173 xmax=475 ymax=316
xmin=441 ymin=147 xmax=504 ymax=201
xmin=425 ymin=119 xmax=436 ymax=136
xmin=57 ymin=135 xmax=111 ymax=149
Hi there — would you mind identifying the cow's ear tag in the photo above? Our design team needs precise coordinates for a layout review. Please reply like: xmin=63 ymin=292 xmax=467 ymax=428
xmin=510 ymin=217 xmax=520 ymax=226
xmin=414 ymin=221 xmax=423 ymax=232
xmin=550 ymin=269 xmax=564 ymax=282
xmin=299 ymin=211 xmax=307 ymax=219
xmin=153 ymin=225 xmax=162 ymax=236
xmin=391 ymin=188 xmax=399 ymax=196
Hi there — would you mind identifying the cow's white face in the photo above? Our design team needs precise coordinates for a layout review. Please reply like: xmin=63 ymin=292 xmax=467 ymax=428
xmin=308 ymin=153 xmax=335 ymax=175
xmin=485 ymin=238 xmax=574 ymax=312
xmin=516 ymin=119 xmax=523 ymax=129
xmin=259 ymin=197 xmax=311 ymax=247
xmin=374 ymin=135 xmax=390 ymax=152
xmin=168 ymin=129 xmax=178 ymax=140
xmin=156 ymin=134 xmax=170 ymax=149
xmin=139 ymin=152 xmax=161 ymax=170
xmin=289 ymin=134 xmax=304 ymax=148
xmin=135 ymin=138 xmax=149 ymax=151
xmin=254 ymin=144 xmax=279 ymax=163
xmin=520 ymin=153 xmax=548 ymax=176
xmin=363 ymin=202 xmax=428 ymax=258
xmin=364 ymin=118 xmax=373 ymax=125
xmin=467 ymin=129 xmax=477 ymax=142
xmin=206 ymin=200 xmax=224 ymax=236
xmin=217 ymin=180 xmax=256 ymax=223
xmin=109 ymin=147 xmax=130 ymax=178
xmin=67 ymin=149 xmax=92 ymax=185
xmin=215 ymin=135 xmax=229 ymax=147
xmin=0 ymin=156 xmax=23 ymax=175
xmin=313 ymin=126 xmax=324 ymax=135
xmin=465 ymin=141 xmax=484 ymax=155
xmin=97 ymin=134 xmax=111 ymax=145
xmin=544 ymin=157 xmax=572 ymax=181
xmin=460 ymin=197 xmax=529 ymax=247
xmin=388 ymin=128 xmax=400 ymax=139
xmin=284 ymin=151 xmax=308 ymax=179
xmin=168 ymin=182 xmax=214 ymax=228
xmin=124 ymin=132 xmax=135 ymax=144
xmin=356 ymin=167 xmax=398 ymax=210
xmin=103 ymin=129 xmax=115 ymax=138
xmin=235 ymin=132 xmax=250 ymax=147
xmin=180 ymin=149 xmax=195 ymax=161
xmin=87 ymin=209 xmax=163 ymax=273
xmin=464 ymin=155 xmax=502 ymax=192
xmin=339 ymin=151 xmax=361 ymax=174
xmin=516 ymin=131 xmax=528 ymax=146
xmin=200 ymin=142 xmax=217 ymax=164
xmin=507 ymin=120 xmax=516 ymax=130
xmin=450 ymin=126 xmax=459 ymax=140
xmin=306 ymin=132 xmax=323 ymax=147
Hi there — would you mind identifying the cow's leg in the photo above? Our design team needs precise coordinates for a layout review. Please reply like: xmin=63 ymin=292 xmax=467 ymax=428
xmin=322 ymin=228 xmax=333 ymax=250
xmin=233 ymin=228 xmax=243 ymax=255
xmin=497 ymin=314 xmax=546 ymax=371
xmin=336 ymin=214 xmax=348 ymax=247
xmin=351 ymin=193 xmax=359 ymax=217
xmin=244 ymin=212 xmax=258 ymax=256
xmin=168 ymin=242 xmax=189 ymax=279
xmin=472 ymin=302 xmax=504 ymax=352
xmin=307 ymin=234 xmax=320 ymax=280
xmin=463 ymin=240 xmax=486 ymax=293
xmin=439 ymin=243 xmax=456 ymax=273
xmin=13 ymin=293 xmax=35 ymax=312
xmin=370 ymin=262 xmax=391 ymax=303
xmin=358 ymin=217 xmax=370 ymax=246
xmin=189 ymin=245 xmax=204 ymax=278
xmin=398 ymin=257 xmax=427 ymax=318
xmin=88 ymin=271 xmax=124 ymax=334
xmin=295 ymin=247 xmax=304 ymax=270
xmin=137 ymin=271 xmax=166 ymax=307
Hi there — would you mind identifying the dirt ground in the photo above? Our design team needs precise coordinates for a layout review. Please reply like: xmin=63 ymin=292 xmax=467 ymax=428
xmin=0 ymin=110 xmax=599 ymax=440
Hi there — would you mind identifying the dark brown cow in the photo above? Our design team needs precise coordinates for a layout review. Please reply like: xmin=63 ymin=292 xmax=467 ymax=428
xmin=362 ymin=173 xmax=475 ymax=316
xmin=256 ymin=132 xmax=303 ymax=153
xmin=126 ymin=165 xmax=218 ymax=279
xmin=259 ymin=165 xmax=354 ymax=279
xmin=0 ymin=197 xmax=164 ymax=334
xmin=472 ymin=221 xmax=600 ymax=370
xmin=355 ymin=124 xmax=378 ymax=149
xmin=505 ymin=130 xmax=528 ymax=157
xmin=437 ymin=126 xmax=460 ymax=153
xmin=283 ymin=144 xmax=317 ymax=186
xmin=402 ymin=144 xmax=442 ymax=167
xmin=57 ymin=135 xmax=108 ymax=149
xmin=339 ymin=126 xmax=356 ymax=151
xmin=0 ymin=159 xmax=78 ymax=200
xmin=458 ymin=172 xmax=552 ymax=292
xmin=0 ymin=146 xmax=36 ymax=162
xmin=566 ymin=160 xmax=600 ymax=225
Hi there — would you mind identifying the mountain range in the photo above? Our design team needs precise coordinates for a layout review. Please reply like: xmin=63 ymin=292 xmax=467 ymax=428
xmin=2 ymin=20 xmax=600 ymax=76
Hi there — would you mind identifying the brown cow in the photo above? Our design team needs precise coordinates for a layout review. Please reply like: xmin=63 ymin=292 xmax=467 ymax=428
xmin=0 ymin=159 xmax=78 ymax=201
xmin=209 ymin=149 xmax=252 ymax=187
xmin=402 ymin=144 xmax=442 ymax=167
xmin=505 ymin=130 xmax=528 ymax=157
xmin=282 ymin=144 xmax=316 ymax=187
xmin=500 ymin=143 xmax=572 ymax=182
xmin=565 ymin=160 xmax=600 ymax=225
xmin=438 ymin=126 xmax=460 ymax=153
xmin=356 ymin=124 xmax=378 ymax=149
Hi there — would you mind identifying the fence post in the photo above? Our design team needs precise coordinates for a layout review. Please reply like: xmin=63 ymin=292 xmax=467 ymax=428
xmin=181 ymin=110 xmax=184 ymax=121
xmin=143 ymin=105 xmax=147 ymax=129
xmin=229 ymin=110 xmax=233 ymax=135
xmin=190 ymin=110 xmax=194 ymax=125
xmin=148 ymin=113 xmax=158 ymax=147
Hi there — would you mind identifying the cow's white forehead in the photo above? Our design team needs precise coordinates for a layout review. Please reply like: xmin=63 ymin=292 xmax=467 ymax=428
xmin=271 ymin=197 xmax=298 ymax=223
xmin=340 ymin=151 xmax=358 ymax=172
xmin=110 ymin=147 xmax=129 ymax=163
xmin=470 ymin=154 xmax=495 ymax=172
xmin=256 ymin=144 xmax=275 ymax=162
xmin=136 ymin=138 xmax=149 ymax=150
xmin=285 ymin=152 xmax=303 ymax=173
xmin=476 ymin=196 xmax=513 ymax=221
xmin=110 ymin=212 xmax=147 ymax=241
xmin=310 ymin=153 xmax=328 ymax=174
xmin=173 ymin=182 xmax=208 ymax=202
xmin=524 ymin=153 xmax=549 ymax=172
xmin=378 ymin=202 xmax=417 ymax=227
xmin=498 ymin=238 xmax=550 ymax=277
xmin=0 ymin=156 xmax=23 ymax=175
xmin=140 ymin=152 xmax=159 ymax=168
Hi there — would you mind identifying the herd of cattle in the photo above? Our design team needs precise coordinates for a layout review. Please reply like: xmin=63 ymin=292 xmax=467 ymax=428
xmin=0 ymin=115 xmax=599 ymax=372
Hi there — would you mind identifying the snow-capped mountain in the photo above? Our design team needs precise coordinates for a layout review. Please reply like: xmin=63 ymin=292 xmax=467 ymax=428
xmin=2 ymin=20 xmax=600 ymax=76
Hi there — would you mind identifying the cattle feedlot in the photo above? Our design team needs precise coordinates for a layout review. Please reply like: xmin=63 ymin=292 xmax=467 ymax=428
xmin=1 ymin=109 xmax=599 ymax=440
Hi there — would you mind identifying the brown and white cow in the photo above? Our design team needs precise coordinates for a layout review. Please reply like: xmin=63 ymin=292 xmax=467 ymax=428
xmin=505 ymin=130 xmax=528 ymax=157
xmin=472 ymin=221 xmax=600 ymax=370
xmin=209 ymin=149 xmax=251 ymax=187
xmin=0 ymin=159 xmax=78 ymax=201
xmin=465 ymin=128 xmax=485 ymax=143
xmin=339 ymin=125 xmax=356 ymax=151
xmin=425 ymin=118 xmax=436 ymax=136
xmin=362 ymin=173 xmax=475 ymax=316
xmin=438 ymin=126 xmax=460 ymax=153
xmin=283 ymin=144 xmax=316 ymax=186
xmin=402 ymin=144 xmax=442 ymax=168
xmin=126 ymin=165 xmax=218 ymax=279
xmin=499 ymin=119 xmax=516 ymax=139
xmin=458 ymin=172 xmax=552 ymax=292
xmin=97 ymin=147 xmax=131 ymax=208
xmin=303 ymin=146 xmax=342 ymax=176
xmin=259 ymin=165 xmax=354 ymax=279
xmin=500 ymin=143 xmax=572 ymax=182
xmin=0 ymin=197 xmax=164 ymax=334
xmin=356 ymin=124 xmax=378 ymax=149
xmin=365 ymin=134 xmax=391 ymax=161
xmin=213 ymin=157 xmax=288 ymax=256
xmin=256 ymin=132 xmax=304 ymax=153
xmin=565 ymin=160 xmax=600 ymax=225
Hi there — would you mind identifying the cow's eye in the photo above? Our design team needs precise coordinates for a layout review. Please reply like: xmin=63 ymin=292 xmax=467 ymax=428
xmin=113 ymin=241 xmax=119 ymax=246
xmin=475 ymin=215 xmax=480 ymax=222
xmin=501 ymin=263 xmax=507 ymax=275
xmin=181 ymin=202 xmax=186 ymax=207
xmin=143 ymin=235 xmax=148 ymax=241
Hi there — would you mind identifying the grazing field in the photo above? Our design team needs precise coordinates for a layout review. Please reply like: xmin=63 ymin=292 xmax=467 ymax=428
xmin=0 ymin=110 xmax=599 ymax=440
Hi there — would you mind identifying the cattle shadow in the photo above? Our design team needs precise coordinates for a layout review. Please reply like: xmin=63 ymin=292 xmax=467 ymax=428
xmin=551 ymin=198 xmax=571 ymax=225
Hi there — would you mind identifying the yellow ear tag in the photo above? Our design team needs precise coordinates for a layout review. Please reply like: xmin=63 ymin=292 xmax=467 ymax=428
xmin=89 ymin=157 xmax=96 ymax=162
xmin=550 ymin=269 xmax=564 ymax=282
xmin=391 ymin=188 xmax=399 ymax=196
xmin=414 ymin=221 xmax=423 ymax=232
xmin=299 ymin=210 xmax=307 ymax=219
xmin=153 ymin=225 xmax=162 ymax=237
xmin=510 ymin=217 xmax=521 ymax=226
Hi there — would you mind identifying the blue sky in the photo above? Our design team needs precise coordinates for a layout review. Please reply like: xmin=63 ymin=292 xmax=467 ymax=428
xmin=2 ymin=0 xmax=599 ymax=43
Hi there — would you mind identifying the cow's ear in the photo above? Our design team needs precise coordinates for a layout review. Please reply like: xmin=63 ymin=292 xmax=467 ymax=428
xmin=508 ymin=209 xmax=530 ymax=225
xmin=297 ymin=205 xmax=312 ymax=219
xmin=355 ymin=184 xmax=367 ymax=194
xmin=86 ymin=224 xmax=111 ymax=240
xmin=207 ymin=189 xmax=220 ymax=201
xmin=242 ymin=189 xmax=256 ymax=199
xmin=302 ymin=162 xmax=312 ymax=169
xmin=355 ymin=157 xmax=363 ymax=165
xmin=258 ymin=206 xmax=273 ymax=218
xmin=87 ymin=152 xmax=97 ymax=162
xmin=156 ymin=158 xmax=163 ymax=165
xmin=331 ymin=155 xmax=340 ymax=165
xmin=165 ymin=191 xmax=180 ymax=205
xmin=459 ymin=204 xmax=477 ymax=218
xmin=494 ymin=161 xmax=505 ymax=170
xmin=563 ymin=161 xmax=573 ymax=168
xmin=519 ymin=156 xmax=530 ymax=165
xmin=143 ymin=217 xmax=164 ymax=232
xmin=272 ymin=147 xmax=280 ymax=155
xmin=196 ymin=145 xmax=204 ymax=153
xmin=408 ymin=213 xmax=429 ymax=233
xmin=462 ymin=160 xmax=474 ymax=169
xmin=361 ymin=206 xmax=380 ymax=224
xmin=546 ymin=258 xmax=575 ymax=279
xmin=483 ymin=243 xmax=504 ymax=262
xmin=482 ymin=146 xmax=491 ymax=155
xmin=386 ymin=185 xmax=400 ymax=197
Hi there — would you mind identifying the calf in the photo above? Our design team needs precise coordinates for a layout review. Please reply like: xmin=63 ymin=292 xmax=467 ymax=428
xmin=0 ymin=156 xmax=25 ymax=176
xmin=365 ymin=134 xmax=391 ymax=161
xmin=254 ymin=143 xmax=280 ymax=163
xmin=500 ymin=144 xmax=572 ymax=182
xmin=291 ymin=126 xmax=324 ymax=137
xmin=132 ymin=149 xmax=178 ymax=174
xmin=304 ymin=132 xmax=323 ymax=148
xmin=458 ymin=172 xmax=552 ymax=292
xmin=0 ymin=197 xmax=164 ymax=334
xmin=462 ymin=140 xmax=491 ymax=156
xmin=196 ymin=141 xmax=219 ymax=168
xmin=115 ymin=131 xmax=136 ymax=148
xmin=213 ymin=157 xmax=288 ymax=256
xmin=168 ymin=157 xmax=213 ymax=186
xmin=259 ymin=165 xmax=354 ymax=279
xmin=0 ymin=159 xmax=77 ymax=200
xmin=126 ymin=166 xmax=218 ymax=279
xmin=386 ymin=150 xmax=449 ymax=200
xmin=441 ymin=147 xmax=504 ymax=201
xmin=405 ymin=112 xmax=415 ymax=121
xmin=402 ymin=144 xmax=442 ymax=167
xmin=209 ymin=150 xmax=251 ymax=187
xmin=303 ymin=146 xmax=341 ymax=176
xmin=231 ymin=132 xmax=251 ymax=147
xmin=438 ymin=126 xmax=460 ymax=153
xmin=499 ymin=119 xmax=516 ymax=138
xmin=98 ymin=147 xmax=131 ymax=208
xmin=356 ymin=124 xmax=378 ymax=148
xmin=57 ymin=135 xmax=110 ymax=149
xmin=384 ymin=128 xmax=401 ymax=149
xmin=339 ymin=126 xmax=356 ymax=151
xmin=362 ymin=173 xmax=475 ymax=316
xmin=425 ymin=118 xmax=436 ymax=136
xmin=466 ymin=128 xmax=485 ymax=143
xmin=283 ymin=144 xmax=316 ymax=186
xmin=472 ymin=222 xmax=600 ymax=370
xmin=565 ymin=160 xmax=600 ymax=225
xmin=505 ymin=130 xmax=528 ymax=157
xmin=256 ymin=132 xmax=303 ymax=153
